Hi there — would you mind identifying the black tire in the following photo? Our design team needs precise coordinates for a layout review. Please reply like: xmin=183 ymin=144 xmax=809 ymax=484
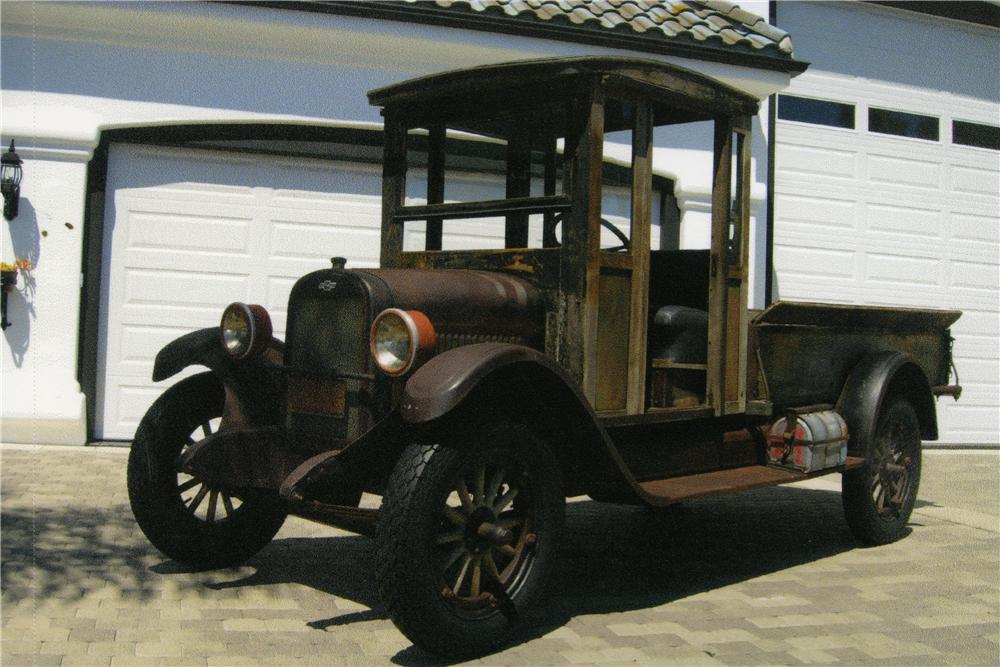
xmin=842 ymin=398 xmax=922 ymax=545
xmin=127 ymin=372 xmax=287 ymax=569
xmin=374 ymin=422 xmax=564 ymax=658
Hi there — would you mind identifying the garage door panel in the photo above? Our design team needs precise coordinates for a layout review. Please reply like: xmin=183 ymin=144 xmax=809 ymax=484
xmin=775 ymin=245 xmax=856 ymax=279
xmin=947 ymin=405 xmax=999 ymax=440
xmin=951 ymin=260 xmax=999 ymax=291
xmin=776 ymin=175 xmax=956 ymax=208
xmin=865 ymin=253 xmax=941 ymax=287
xmin=946 ymin=243 xmax=999 ymax=267
xmin=125 ymin=209 xmax=255 ymax=257
xmin=867 ymin=154 xmax=943 ymax=190
xmin=271 ymin=188 xmax=382 ymax=211
xmin=123 ymin=268 xmax=252 ymax=310
xmin=269 ymin=194 xmax=382 ymax=219
xmin=265 ymin=275 xmax=298 ymax=307
xmin=866 ymin=204 xmax=941 ymax=238
xmin=952 ymin=213 xmax=999 ymax=243
xmin=775 ymin=229 xmax=864 ymax=254
xmin=109 ymin=384 xmax=172 ymax=434
xmin=951 ymin=165 xmax=999 ymax=196
xmin=120 ymin=181 xmax=258 ymax=205
xmin=777 ymin=144 xmax=857 ymax=179
xmin=270 ymin=220 xmax=381 ymax=262
xmin=779 ymin=193 xmax=858 ymax=229
xmin=954 ymin=333 xmax=1000 ymax=357
xmin=948 ymin=385 xmax=1000 ymax=408
xmin=952 ymin=309 xmax=1000 ymax=337
xmin=953 ymin=356 xmax=1000 ymax=386
xmin=119 ymin=324 xmax=200 ymax=364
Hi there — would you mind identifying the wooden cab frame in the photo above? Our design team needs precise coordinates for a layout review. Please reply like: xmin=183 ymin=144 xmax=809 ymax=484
xmin=368 ymin=57 xmax=759 ymax=423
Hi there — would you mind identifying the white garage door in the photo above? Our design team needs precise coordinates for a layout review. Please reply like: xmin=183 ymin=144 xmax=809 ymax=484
xmin=773 ymin=82 xmax=999 ymax=444
xmin=96 ymin=144 xmax=384 ymax=439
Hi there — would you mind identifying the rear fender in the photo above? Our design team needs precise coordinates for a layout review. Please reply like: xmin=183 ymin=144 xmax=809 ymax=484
xmin=152 ymin=327 xmax=286 ymax=427
xmin=401 ymin=343 xmax=638 ymax=500
xmin=836 ymin=350 xmax=938 ymax=457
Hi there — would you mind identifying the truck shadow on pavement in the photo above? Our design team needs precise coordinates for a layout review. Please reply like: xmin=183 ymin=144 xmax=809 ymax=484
xmin=204 ymin=484 xmax=866 ymax=665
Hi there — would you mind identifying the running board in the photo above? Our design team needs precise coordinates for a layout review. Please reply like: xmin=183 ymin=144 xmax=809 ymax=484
xmin=638 ymin=456 xmax=865 ymax=505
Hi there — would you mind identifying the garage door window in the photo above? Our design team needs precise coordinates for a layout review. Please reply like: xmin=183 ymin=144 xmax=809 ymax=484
xmin=777 ymin=95 xmax=855 ymax=129
xmin=869 ymin=108 xmax=939 ymax=141
xmin=953 ymin=120 xmax=1000 ymax=151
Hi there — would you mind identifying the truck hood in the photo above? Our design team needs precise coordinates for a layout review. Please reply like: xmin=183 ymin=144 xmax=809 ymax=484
xmin=356 ymin=268 xmax=544 ymax=346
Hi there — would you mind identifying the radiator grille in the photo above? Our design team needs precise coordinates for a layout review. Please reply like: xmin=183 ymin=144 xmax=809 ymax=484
xmin=285 ymin=282 xmax=371 ymax=450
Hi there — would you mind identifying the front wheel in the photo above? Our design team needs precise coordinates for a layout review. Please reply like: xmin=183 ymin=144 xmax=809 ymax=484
xmin=842 ymin=398 xmax=922 ymax=545
xmin=374 ymin=423 xmax=564 ymax=658
xmin=127 ymin=373 xmax=287 ymax=569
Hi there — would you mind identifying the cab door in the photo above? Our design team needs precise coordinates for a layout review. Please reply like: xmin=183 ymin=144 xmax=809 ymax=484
xmin=592 ymin=97 xmax=653 ymax=416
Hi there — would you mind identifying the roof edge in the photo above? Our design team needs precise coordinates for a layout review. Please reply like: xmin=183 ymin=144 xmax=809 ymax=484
xmin=230 ymin=1 xmax=809 ymax=74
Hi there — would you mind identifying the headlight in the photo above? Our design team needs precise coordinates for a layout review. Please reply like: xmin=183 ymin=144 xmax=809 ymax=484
xmin=220 ymin=302 xmax=272 ymax=360
xmin=370 ymin=308 xmax=436 ymax=376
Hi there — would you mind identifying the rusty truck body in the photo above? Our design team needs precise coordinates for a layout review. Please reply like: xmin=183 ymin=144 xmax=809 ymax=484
xmin=127 ymin=57 xmax=961 ymax=658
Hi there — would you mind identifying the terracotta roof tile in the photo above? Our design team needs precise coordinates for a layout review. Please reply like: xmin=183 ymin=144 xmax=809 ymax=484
xmin=402 ymin=0 xmax=794 ymax=56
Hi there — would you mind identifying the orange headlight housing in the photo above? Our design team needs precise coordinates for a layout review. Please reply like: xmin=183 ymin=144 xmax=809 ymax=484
xmin=370 ymin=308 xmax=436 ymax=376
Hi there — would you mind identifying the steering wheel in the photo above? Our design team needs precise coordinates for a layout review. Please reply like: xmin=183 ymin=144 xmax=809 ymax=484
xmin=548 ymin=213 xmax=630 ymax=253
xmin=599 ymin=218 xmax=630 ymax=253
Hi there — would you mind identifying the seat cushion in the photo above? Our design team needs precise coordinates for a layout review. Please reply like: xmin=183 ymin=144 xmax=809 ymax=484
xmin=651 ymin=305 xmax=708 ymax=364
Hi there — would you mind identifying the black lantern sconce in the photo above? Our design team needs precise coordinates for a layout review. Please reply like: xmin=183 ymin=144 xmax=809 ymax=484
xmin=2 ymin=140 xmax=24 ymax=222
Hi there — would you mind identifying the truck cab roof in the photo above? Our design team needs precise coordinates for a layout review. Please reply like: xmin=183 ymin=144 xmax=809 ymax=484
xmin=368 ymin=55 xmax=759 ymax=129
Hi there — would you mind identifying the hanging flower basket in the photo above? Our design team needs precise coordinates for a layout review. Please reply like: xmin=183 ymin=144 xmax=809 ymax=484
xmin=0 ymin=268 xmax=16 ymax=292
xmin=0 ymin=259 xmax=28 ymax=330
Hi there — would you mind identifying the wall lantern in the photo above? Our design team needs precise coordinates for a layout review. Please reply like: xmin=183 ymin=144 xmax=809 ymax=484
xmin=1 ymin=141 xmax=23 ymax=221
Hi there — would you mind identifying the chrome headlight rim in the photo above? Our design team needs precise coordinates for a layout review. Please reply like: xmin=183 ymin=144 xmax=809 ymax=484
xmin=220 ymin=302 xmax=272 ymax=360
xmin=370 ymin=308 xmax=435 ymax=376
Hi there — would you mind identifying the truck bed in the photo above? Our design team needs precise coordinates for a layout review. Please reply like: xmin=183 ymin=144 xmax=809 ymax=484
xmin=751 ymin=301 xmax=960 ymax=409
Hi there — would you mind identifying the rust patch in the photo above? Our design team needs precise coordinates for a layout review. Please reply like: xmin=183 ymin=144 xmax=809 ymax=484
xmin=287 ymin=376 xmax=346 ymax=417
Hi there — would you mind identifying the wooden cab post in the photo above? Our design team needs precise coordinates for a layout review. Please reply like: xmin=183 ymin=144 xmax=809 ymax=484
xmin=709 ymin=114 xmax=753 ymax=416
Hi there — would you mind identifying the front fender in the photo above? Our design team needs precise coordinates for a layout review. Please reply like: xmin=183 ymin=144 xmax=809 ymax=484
xmin=152 ymin=327 xmax=286 ymax=427
xmin=400 ymin=343 xmax=644 ymax=503
xmin=401 ymin=343 xmax=562 ymax=423
xmin=836 ymin=350 xmax=938 ymax=456
xmin=153 ymin=328 xmax=231 ymax=382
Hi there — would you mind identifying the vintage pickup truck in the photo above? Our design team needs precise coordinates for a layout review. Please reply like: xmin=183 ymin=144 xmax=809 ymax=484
xmin=127 ymin=57 xmax=961 ymax=657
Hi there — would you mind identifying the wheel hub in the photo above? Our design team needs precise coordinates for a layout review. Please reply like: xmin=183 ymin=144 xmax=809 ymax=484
xmin=464 ymin=506 xmax=498 ymax=555
xmin=434 ymin=458 xmax=532 ymax=604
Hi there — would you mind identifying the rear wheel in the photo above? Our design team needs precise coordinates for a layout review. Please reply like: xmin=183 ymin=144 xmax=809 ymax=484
xmin=127 ymin=373 xmax=287 ymax=569
xmin=374 ymin=423 xmax=564 ymax=658
xmin=842 ymin=398 xmax=922 ymax=545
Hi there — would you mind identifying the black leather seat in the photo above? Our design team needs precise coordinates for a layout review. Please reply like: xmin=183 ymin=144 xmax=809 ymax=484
xmin=650 ymin=305 xmax=708 ymax=364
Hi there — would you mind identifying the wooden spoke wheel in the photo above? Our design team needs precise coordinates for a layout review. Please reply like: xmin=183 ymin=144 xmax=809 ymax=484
xmin=843 ymin=398 xmax=922 ymax=545
xmin=435 ymin=457 xmax=536 ymax=612
xmin=375 ymin=423 xmax=564 ymax=658
xmin=176 ymin=418 xmax=245 ymax=524
xmin=127 ymin=373 xmax=286 ymax=569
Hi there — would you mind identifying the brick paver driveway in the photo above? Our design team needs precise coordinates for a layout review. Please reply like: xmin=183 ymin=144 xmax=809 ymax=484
xmin=2 ymin=445 xmax=997 ymax=666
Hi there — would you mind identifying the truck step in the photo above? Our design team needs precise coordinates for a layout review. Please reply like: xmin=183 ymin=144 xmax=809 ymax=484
xmin=638 ymin=456 xmax=865 ymax=504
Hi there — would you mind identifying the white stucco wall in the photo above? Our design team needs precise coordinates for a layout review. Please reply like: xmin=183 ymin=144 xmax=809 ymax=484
xmin=0 ymin=1 xmax=784 ymax=444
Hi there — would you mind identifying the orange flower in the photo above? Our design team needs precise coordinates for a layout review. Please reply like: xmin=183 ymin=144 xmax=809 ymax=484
xmin=1 ymin=259 xmax=31 ymax=272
